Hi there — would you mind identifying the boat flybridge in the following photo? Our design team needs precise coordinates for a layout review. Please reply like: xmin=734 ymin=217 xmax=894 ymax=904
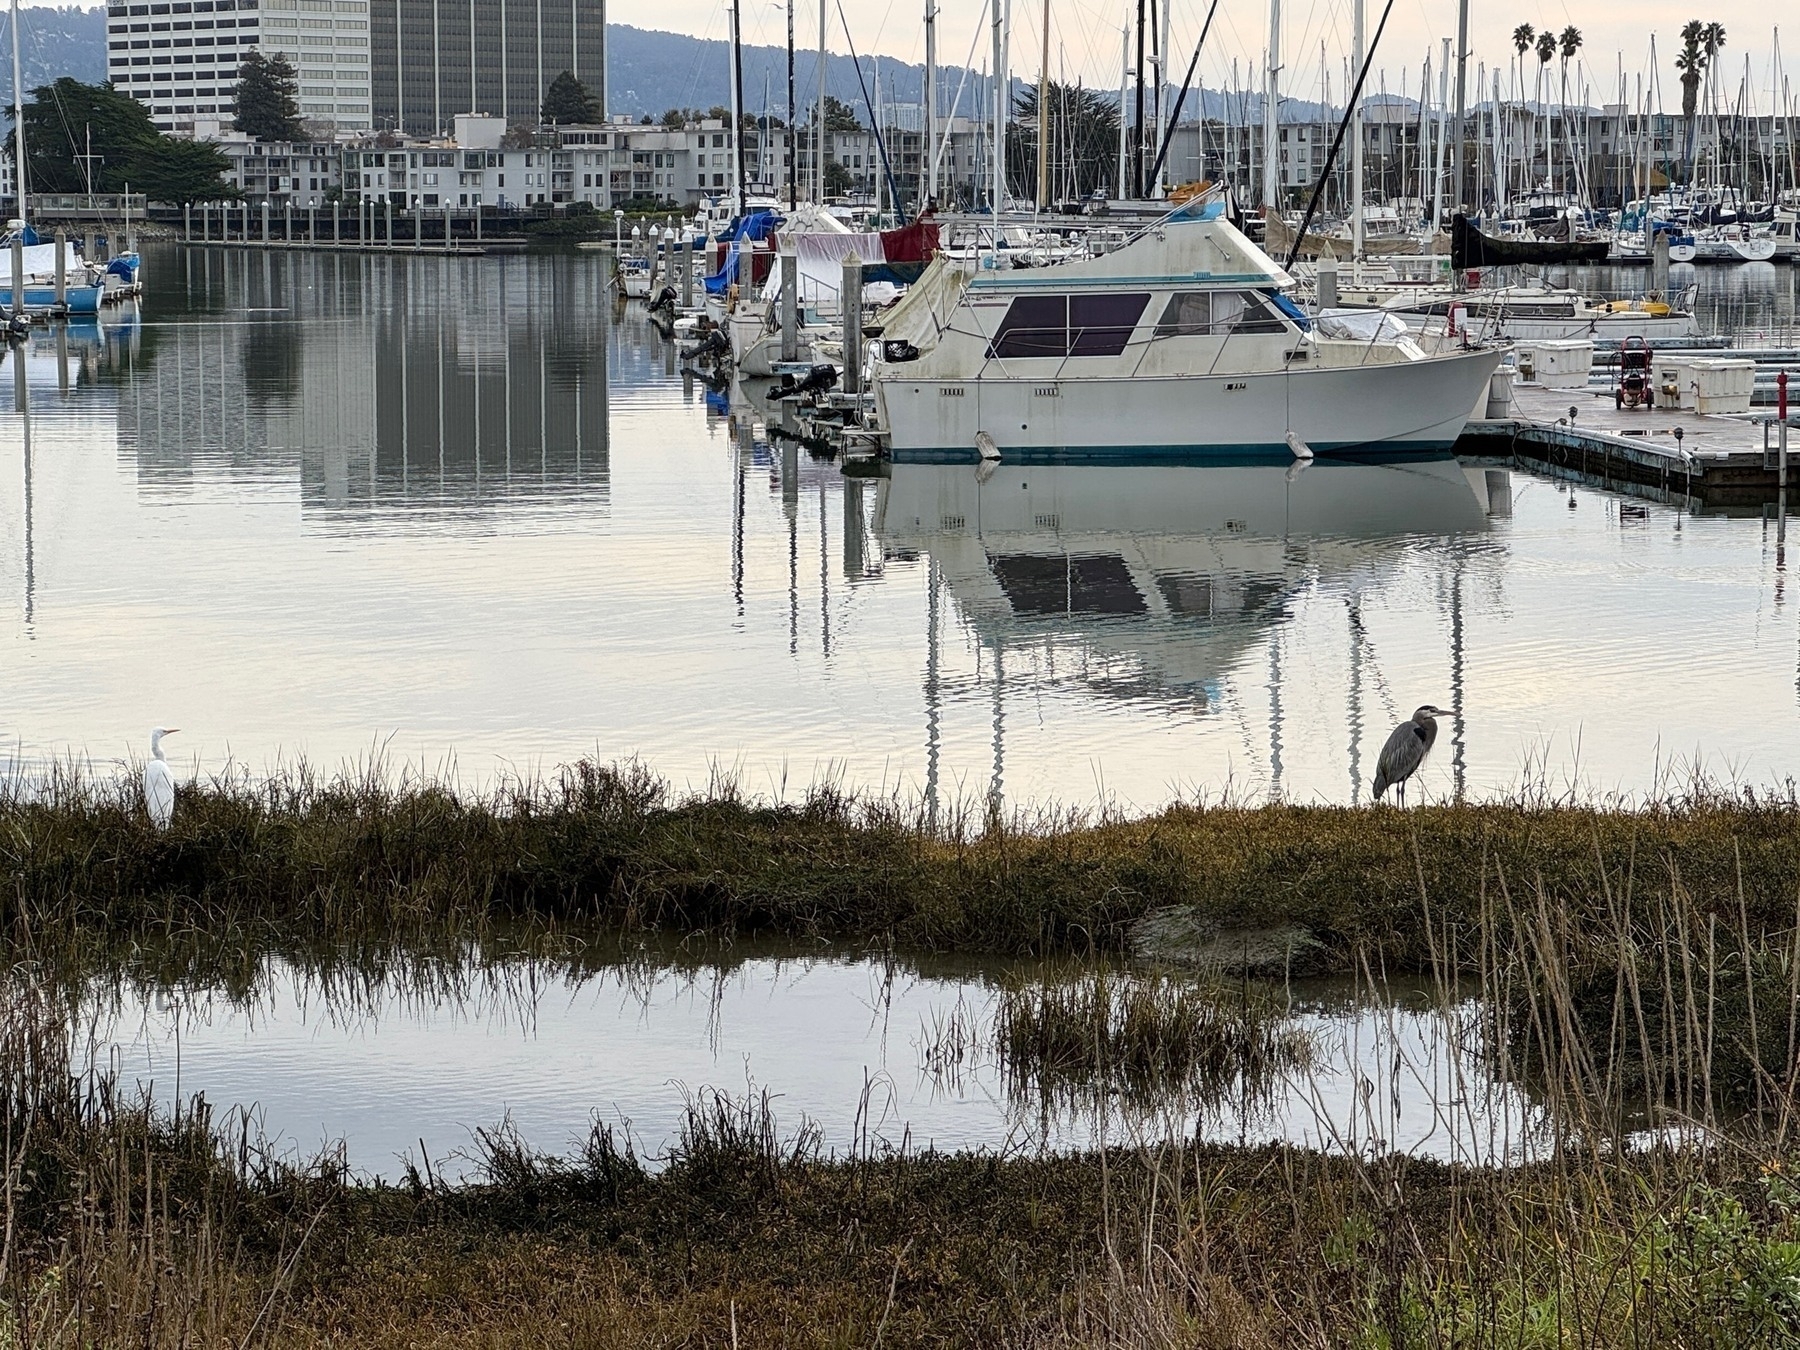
xmin=869 ymin=197 xmax=1505 ymax=463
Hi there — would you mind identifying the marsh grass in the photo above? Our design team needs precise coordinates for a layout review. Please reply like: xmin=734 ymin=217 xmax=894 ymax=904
xmin=991 ymin=969 xmax=1313 ymax=1120
xmin=14 ymin=759 xmax=1800 ymax=1342
xmin=10 ymin=756 xmax=1800 ymax=972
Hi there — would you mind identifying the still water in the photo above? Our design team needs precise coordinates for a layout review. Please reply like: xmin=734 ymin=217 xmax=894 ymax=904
xmin=1 ymin=245 xmax=1798 ymax=808
xmin=90 ymin=948 xmax=1544 ymax=1177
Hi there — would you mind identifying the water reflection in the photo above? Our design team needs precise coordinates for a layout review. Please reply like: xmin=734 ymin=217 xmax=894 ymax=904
xmin=87 ymin=948 xmax=1553 ymax=1178
xmin=113 ymin=249 xmax=615 ymax=525
xmin=877 ymin=458 xmax=1505 ymax=809
xmin=0 ymin=247 xmax=1796 ymax=802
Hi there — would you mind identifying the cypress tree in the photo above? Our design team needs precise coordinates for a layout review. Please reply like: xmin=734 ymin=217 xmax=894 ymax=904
xmin=234 ymin=51 xmax=303 ymax=141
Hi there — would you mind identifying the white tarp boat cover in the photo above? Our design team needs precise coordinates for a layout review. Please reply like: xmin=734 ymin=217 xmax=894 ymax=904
xmin=0 ymin=242 xmax=91 ymax=285
xmin=871 ymin=257 xmax=971 ymax=352
xmin=760 ymin=232 xmax=899 ymax=308
xmin=1315 ymin=307 xmax=1414 ymax=342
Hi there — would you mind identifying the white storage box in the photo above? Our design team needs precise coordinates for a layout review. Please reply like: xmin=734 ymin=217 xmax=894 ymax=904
xmin=1517 ymin=339 xmax=1593 ymax=389
xmin=1688 ymin=358 xmax=1756 ymax=415
xmin=1655 ymin=356 xmax=1699 ymax=409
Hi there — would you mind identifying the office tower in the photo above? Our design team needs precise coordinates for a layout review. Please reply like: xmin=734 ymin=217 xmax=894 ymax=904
xmin=369 ymin=0 xmax=605 ymax=136
xmin=106 ymin=0 xmax=373 ymax=133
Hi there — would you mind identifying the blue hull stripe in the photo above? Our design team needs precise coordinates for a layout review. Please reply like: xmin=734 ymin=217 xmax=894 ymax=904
xmin=889 ymin=441 xmax=1461 ymax=466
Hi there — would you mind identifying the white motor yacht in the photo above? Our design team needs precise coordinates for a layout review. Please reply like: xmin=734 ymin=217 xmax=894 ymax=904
xmin=870 ymin=199 xmax=1503 ymax=462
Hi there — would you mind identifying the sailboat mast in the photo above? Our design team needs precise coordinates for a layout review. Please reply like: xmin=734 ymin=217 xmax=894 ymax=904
xmin=924 ymin=0 xmax=938 ymax=202
xmin=1133 ymin=0 xmax=1146 ymax=195
xmin=730 ymin=0 xmax=746 ymax=213
xmin=1261 ymin=0 xmax=1280 ymax=211
xmin=1449 ymin=0 xmax=1468 ymax=215
xmin=993 ymin=0 xmax=1009 ymax=213
xmin=1350 ymin=0 xmax=1364 ymax=257
xmin=1155 ymin=0 xmax=1169 ymax=196
xmin=817 ymin=0 xmax=827 ymax=202
xmin=787 ymin=0 xmax=797 ymax=208
xmin=1118 ymin=24 xmax=1129 ymax=197
xmin=1036 ymin=0 xmax=1050 ymax=208
xmin=10 ymin=0 xmax=26 ymax=228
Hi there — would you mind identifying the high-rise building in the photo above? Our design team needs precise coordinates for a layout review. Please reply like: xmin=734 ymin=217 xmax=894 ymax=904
xmin=105 ymin=0 xmax=372 ymax=135
xmin=368 ymin=0 xmax=604 ymax=137
xmin=256 ymin=0 xmax=373 ymax=130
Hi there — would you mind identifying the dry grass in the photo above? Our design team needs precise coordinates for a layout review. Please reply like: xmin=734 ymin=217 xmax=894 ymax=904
xmin=8 ymin=757 xmax=1800 ymax=972
xmin=11 ymin=761 xmax=1800 ymax=1343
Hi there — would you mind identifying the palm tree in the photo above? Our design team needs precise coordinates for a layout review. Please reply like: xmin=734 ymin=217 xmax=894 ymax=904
xmin=1511 ymin=25 xmax=1534 ymax=197
xmin=1557 ymin=27 xmax=1582 ymax=193
xmin=1676 ymin=20 xmax=1706 ymax=182
xmin=1534 ymin=31 xmax=1556 ymax=192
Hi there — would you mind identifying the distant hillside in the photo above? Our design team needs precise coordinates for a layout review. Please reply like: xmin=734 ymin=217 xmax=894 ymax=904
xmin=606 ymin=24 xmax=990 ymax=123
xmin=1 ymin=5 xmax=107 ymax=103
xmin=3 ymin=9 xmax=1356 ymax=129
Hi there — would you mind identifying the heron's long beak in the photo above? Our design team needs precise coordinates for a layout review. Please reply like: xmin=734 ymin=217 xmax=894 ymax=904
xmin=165 ymin=727 xmax=181 ymax=735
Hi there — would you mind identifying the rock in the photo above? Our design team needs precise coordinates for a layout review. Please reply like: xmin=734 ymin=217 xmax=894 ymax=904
xmin=1129 ymin=906 xmax=1326 ymax=976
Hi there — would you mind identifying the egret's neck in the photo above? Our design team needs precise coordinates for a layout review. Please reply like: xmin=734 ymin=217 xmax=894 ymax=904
xmin=150 ymin=739 xmax=166 ymax=761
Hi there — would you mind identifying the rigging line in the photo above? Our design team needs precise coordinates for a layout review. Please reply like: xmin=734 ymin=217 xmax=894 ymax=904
xmin=1283 ymin=0 xmax=1398 ymax=271
xmin=836 ymin=2 xmax=905 ymax=214
xmin=931 ymin=0 xmax=991 ymax=189
xmin=1147 ymin=0 xmax=1220 ymax=186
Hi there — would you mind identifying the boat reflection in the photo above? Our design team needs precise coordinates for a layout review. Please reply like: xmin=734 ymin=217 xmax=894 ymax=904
xmin=875 ymin=456 xmax=1506 ymax=811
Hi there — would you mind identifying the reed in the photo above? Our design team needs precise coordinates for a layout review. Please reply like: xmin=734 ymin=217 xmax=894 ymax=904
xmin=13 ymin=760 xmax=1800 ymax=1342
xmin=990 ymin=968 xmax=1313 ymax=1119
xmin=9 ymin=757 xmax=1800 ymax=972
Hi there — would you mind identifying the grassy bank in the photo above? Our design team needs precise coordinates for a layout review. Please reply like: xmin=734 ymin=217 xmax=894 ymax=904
xmin=7 ymin=760 xmax=1800 ymax=965
xmin=7 ymin=1053 xmax=1800 ymax=1348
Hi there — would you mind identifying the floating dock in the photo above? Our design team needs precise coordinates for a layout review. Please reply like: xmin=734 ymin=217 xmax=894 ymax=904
xmin=1457 ymin=381 xmax=1797 ymax=506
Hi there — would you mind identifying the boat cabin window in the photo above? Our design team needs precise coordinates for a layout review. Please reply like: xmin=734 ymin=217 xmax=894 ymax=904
xmin=1070 ymin=293 xmax=1150 ymax=356
xmin=989 ymin=295 xmax=1067 ymax=357
xmin=988 ymin=293 xmax=1150 ymax=358
xmin=1153 ymin=290 xmax=1289 ymax=337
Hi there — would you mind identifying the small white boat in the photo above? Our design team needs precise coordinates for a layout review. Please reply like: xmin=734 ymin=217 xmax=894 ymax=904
xmin=615 ymin=254 xmax=652 ymax=299
xmin=871 ymin=198 xmax=1503 ymax=462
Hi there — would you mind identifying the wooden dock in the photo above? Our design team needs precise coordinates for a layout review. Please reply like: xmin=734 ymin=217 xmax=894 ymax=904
xmin=1456 ymin=380 xmax=1798 ymax=505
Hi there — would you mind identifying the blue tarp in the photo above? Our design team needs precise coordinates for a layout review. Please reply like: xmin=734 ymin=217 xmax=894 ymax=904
xmin=702 ymin=209 xmax=781 ymax=295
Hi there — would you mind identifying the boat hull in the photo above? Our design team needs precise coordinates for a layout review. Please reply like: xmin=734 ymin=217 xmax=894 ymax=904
xmin=876 ymin=347 xmax=1504 ymax=462
xmin=0 ymin=283 xmax=102 ymax=315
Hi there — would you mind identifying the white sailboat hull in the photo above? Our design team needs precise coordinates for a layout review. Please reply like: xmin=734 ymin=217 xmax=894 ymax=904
xmin=876 ymin=347 xmax=1503 ymax=461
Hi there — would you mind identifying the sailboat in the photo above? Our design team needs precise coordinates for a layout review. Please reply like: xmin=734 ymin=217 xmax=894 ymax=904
xmin=4 ymin=0 xmax=108 ymax=318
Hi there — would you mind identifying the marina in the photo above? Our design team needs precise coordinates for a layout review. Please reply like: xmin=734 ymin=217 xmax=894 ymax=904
xmin=10 ymin=0 xmax=1800 ymax=1339
xmin=4 ymin=243 xmax=1800 ymax=806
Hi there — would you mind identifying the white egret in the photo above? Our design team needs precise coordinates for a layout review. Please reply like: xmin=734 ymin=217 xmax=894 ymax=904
xmin=145 ymin=727 xmax=180 ymax=830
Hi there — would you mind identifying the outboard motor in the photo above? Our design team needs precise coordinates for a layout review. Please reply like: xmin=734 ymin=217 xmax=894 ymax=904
xmin=769 ymin=363 xmax=839 ymax=402
xmin=648 ymin=284 xmax=678 ymax=316
xmin=680 ymin=327 xmax=730 ymax=366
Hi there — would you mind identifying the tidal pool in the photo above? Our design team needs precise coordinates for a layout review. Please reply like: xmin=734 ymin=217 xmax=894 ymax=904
xmin=84 ymin=944 xmax=1559 ymax=1179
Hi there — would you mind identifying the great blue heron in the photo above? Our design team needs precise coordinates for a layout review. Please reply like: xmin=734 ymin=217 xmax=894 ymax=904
xmin=1372 ymin=706 xmax=1455 ymax=805
xmin=144 ymin=727 xmax=179 ymax=830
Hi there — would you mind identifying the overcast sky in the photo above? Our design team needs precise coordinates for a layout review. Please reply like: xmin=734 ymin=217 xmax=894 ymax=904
xmin=22 ymin=0 xmax=1792 ymax=114
xmin=627 ymin=0 xmax=1790 ymax=115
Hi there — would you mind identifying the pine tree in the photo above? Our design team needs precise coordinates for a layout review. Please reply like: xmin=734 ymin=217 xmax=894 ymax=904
xmin=234 ymin=50 xmax=303 ymax=142
xmin=129 ymin=138 xmax=237 ymax=207
xmin=541 ymin=70 xmax=600 ymax=125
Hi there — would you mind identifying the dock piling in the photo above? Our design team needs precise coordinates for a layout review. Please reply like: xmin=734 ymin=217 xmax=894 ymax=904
xmin=9 ymin=236 xmax=23 ymax=318
xmin=841 ymin=254 xmax=863 ymax=396
xmin=780 ymin=248 xmax=798 ymax=363
xmin=53 ymin=230 xmax=67 ymax=310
